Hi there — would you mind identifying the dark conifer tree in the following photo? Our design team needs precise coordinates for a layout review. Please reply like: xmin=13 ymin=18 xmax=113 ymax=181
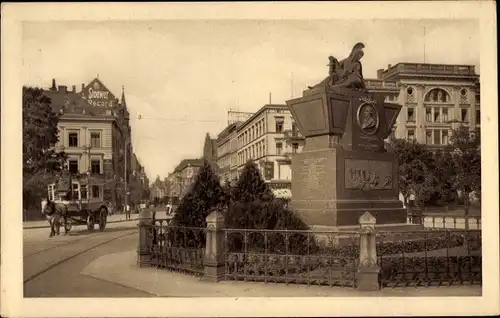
xmin=172 ymin=160 xmax=225 ymax=228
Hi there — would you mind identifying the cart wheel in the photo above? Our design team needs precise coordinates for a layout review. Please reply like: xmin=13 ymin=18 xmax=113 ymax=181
xmin=87 ymin=214 xmax=95 ymax=232
xmin=99 ymin=207 xmax=107 ymax=231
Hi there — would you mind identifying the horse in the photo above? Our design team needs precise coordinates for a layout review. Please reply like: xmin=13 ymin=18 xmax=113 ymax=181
xmin=41 ymin=198 xmax=69 ymax=237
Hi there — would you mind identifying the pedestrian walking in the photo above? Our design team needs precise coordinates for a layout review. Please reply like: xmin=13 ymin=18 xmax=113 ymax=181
xmin=126 ymin=204 xmax=131 ymax=220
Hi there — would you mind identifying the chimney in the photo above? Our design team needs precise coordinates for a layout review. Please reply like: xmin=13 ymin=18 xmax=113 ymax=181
xmin=72 ymin=85 xmax=76 ymax=93
xmin=81 ymin=83 xmax=85 ymax=91
xmin=51 ymin=78 xmax=57 ymax=90
xmin=58 ymin=85 xmax=67 ymax=93
xmin=388 ymin=64 xmax=392 ymax=69
xmin=377 ymin=69 xmax=384 ymax=79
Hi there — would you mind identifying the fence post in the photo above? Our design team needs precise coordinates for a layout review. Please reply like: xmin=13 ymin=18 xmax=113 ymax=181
xmin=203 ymin=208 xmax=225 ymax=282
xmin=137 ymin=207 xmax=153 ymax=268
xmin=357 ymin=211 xmax=380 ymax=291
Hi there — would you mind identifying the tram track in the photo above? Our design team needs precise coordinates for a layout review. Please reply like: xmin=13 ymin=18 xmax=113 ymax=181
xmin=24 ymin=235 xmax=91 ymax=258
xmin=23 ymin=229 xmax=137 ymax=284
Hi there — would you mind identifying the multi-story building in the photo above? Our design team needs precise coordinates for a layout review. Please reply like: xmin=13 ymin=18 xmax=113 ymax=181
xmin=365 ymin=63 xmax=480 ymax=146
xmin=216 ymin=121 xmax=242 ymax=184
xmin=44 ymin=77 xmax=137 ymax=208
xmin=234 ymin=104 xmax=305 ymax=198
xmin=171 ymin=159 xmax=204 ymax=199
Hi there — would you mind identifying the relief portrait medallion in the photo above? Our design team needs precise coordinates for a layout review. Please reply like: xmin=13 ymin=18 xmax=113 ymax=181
xmin=356 ymin=103 xmax=380 ymax=135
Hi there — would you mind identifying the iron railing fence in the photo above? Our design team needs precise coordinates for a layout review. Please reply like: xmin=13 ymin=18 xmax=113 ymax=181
xmin=145 ymin=219 xmax=206 ymax=276
xmin=139 ymin=218 xmax=482 ymax=290
xmin=376 ymin=229 xmax=482 ymax=288
xmin=407 ymin=212 xmax=481 ymax=230
xmin=223 ymin=229 xmax=360 ymax=288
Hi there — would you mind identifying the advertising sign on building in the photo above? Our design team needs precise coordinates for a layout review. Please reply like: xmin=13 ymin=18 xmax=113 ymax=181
xmin=81 ymin=78 xmax=117 ymax=108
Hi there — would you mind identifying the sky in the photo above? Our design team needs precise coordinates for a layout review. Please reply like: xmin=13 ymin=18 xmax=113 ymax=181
xmin=21 ymin=19 xmax=479 ymax=180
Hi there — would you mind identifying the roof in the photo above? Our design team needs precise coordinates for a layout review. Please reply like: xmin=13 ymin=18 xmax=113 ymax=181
xmin=174 ymin=158 xmax=205 ymax=173
xmin=216 ymin=121 xmax=242 ymax=143
xmin=236 ymin=104 xmax=287 ymax=132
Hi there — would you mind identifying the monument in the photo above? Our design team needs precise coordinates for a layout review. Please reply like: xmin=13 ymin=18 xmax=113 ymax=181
xmin=286 ymin=43 xmax=408 ymax=230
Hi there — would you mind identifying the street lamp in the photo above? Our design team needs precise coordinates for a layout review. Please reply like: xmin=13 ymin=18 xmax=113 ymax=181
xmin=123 ymin=139 xmax=131 ymax=214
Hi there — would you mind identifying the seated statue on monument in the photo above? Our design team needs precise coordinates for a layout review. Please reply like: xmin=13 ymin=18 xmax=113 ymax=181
xmin=308 ymin=42 xmax=366 ymax=91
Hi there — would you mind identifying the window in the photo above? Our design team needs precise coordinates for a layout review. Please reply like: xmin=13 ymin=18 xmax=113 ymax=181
xmin=442 ymin=130 xmax=449 ymax=145
xmin=476 ymin=109 xmax=481 ymax=124
xmin=47 ymin=185 xmax=54 ymax=201
xmin=292 ymin=143 xmax=299 ymax=154
xmin=276 ymin=142 xmax=283 ymax=155
xmin=292 ymin=122 xmax=299 ymax=136
xmin=426 ymin=108 xmax=432 ymax=122
xmin=407 ymin=87 xmax=413 ymax=95
xmin=275 ymin=117 xmax=284 ymax=133
xmin=263 ymin=144 xmax=266 ymax=156
xmin=442 ymin=108 xmax=449 ymax=122
xmin=68 ymin=132 xmax=79 ymax=147
xmin=461 ymin=108 xmax=469 ymax=122
xmin=407 ymin=108 xmax=415 ymax=122
xmin=434 ymin=130 xmax=440 ymax=145
xmin=91 ymin=159 xmax=101 ymax=174
xmin=407 ymin=130 xmax=415 ymax=141
xmin=91 ymin=185 xmax=100 ymax=199
xmin=90 ymin=131 xmax=101 ymax=148
xmin=68 ymin=159 xmax=79 ymax=174
xmin=434 ymin=108 xmax=440 ymax=122
xmin=71 ymin=183 xmax=79 ymax=200
xmin=426 ymin=130 xmax=432 ymax=145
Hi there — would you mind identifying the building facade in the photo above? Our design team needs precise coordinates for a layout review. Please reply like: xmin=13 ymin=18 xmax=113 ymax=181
xmin=233 ymin=104 xmax=305 ymax=198
xmin=45 ymin=77 xmax=140 ymax=209
xmin=365 ymin=63 xmax=480 ymax=146
xmin=170 ymin=159 xmax=205 ymax=199
xmin=216 ymin=121 xmax=241 ymax=184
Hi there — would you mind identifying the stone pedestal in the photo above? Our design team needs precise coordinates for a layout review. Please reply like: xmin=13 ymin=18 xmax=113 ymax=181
xmin=287 ymin=86 xmax=406 ymax=228
xmin=203 ymin=209 xmax=226 ymax=282
xmin=357 ymin=212 xmax=380 ymax=291
xmin=137 ymin=208 xmax=152 ymax=268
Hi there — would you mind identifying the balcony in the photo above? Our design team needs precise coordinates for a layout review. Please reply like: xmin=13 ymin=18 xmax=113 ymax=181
xmin=283 ymin=129 xmax=305 ymax=141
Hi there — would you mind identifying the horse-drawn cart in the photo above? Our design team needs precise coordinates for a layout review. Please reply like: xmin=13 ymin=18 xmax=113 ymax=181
xmin=45 ymin=176 xmax=109 ymax=233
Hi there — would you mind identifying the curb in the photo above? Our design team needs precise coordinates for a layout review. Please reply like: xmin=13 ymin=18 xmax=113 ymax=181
xmin=23 ymin=218 xmax=139 ymax=230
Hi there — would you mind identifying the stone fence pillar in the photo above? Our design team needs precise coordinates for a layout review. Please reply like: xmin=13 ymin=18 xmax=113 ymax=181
xmin=357 ymin=211 xmax=380 ymax=291
xmin=203 ymin=208 xmax=226 ymax=282
xmin=137 ymin=207 xmax=153 ymax=268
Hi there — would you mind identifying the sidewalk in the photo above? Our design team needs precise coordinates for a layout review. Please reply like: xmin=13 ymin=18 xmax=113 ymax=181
xmin=81 ymin=249 xmax=482 ymax=297
xmin=23 ymin=213 xmax=139 ymax=229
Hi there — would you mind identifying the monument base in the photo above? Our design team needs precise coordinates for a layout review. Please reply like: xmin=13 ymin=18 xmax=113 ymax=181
xmin=291 ymin=146 xmax=407 ymax=227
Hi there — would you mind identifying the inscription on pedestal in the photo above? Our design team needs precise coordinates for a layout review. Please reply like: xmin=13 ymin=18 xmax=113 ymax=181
xmin=299 ymin=157 xmax=327 ymax=193
xmin=345 ymin=159 xmax=393 ymax=190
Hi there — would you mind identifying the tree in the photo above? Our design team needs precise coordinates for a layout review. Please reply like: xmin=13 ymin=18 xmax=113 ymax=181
xmin=231 ymin=160 xmax=273 ymax=203
xmin=22 ymin=87 xmax=67 ymax=212
xmin=172 ymin=160 xmax=226 ymax=228
xmin=225 ymin=160 xmax=312 ymax=254
xmin=428 ymin=149 xmax=457 ymax=206
xmin=387 ymin=138 xmax=435 ymax=208
xmin=448 ymin=126 xmax=481 ymax=229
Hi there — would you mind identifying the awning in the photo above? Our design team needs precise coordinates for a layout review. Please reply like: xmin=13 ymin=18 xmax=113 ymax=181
xmin=272 ymin=188 xmax=292 ymax=199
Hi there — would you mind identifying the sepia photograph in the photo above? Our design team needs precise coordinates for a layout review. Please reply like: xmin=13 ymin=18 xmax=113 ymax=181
xmin=1 ymin=1 xmax=498 ymax=317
